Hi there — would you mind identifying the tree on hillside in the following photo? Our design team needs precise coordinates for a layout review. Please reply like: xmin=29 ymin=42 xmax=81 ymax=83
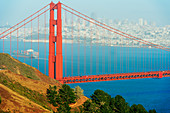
xmin=100 ymin=103 xmax=113 ymax=113
xmin=74 ymin=86 xmax=84 ymax=99
xmin=46 ymin=84 xmax=76 ymax=113
xmin=90 ymin=89 xmax=112 ymax=113
xmin=59 ymin=84 xmax=76 ymax=104
xmin=110 ymin=97 xmax=119 ymax=112
xmin=83 ymin=99 xmax=99 ymax=113
xmin=149 ymin=109 xmax=157 ymax=113
xmin=130 ymin=104 xmax=148 ymax=113
xmin=91 ymin=89 xmax=111 ymax=106
xmin=57 ymin=102 xmax=71 ymax=113
xmin=114 ymin=95 xmax=130 ymax=113
xmin=46 ymin=85 xmax=60 ymax=106
xmin=47 ymin=87 xmax=157 ymax=113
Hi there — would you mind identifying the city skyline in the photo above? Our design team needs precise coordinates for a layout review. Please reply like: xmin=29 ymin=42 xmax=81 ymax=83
xmin=1 ymin=17 xmax=169 ymax=48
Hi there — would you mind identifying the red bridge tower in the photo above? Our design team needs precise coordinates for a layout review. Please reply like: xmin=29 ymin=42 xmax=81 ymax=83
xmin=49 ymin=2 xmax=63 ymax=82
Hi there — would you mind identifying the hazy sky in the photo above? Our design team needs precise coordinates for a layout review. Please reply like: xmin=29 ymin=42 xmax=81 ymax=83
xmin=0 ymin=0 xmax=170 ymax=26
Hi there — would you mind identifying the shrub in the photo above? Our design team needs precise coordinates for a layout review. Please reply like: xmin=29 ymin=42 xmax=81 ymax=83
xmin=74 ymin=86 xmax=84 ymax=99
xmin=130 ymin=104 xmax=147 ymax=113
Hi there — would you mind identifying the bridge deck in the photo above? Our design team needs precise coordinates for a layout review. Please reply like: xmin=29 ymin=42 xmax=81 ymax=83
xmin=61 ymin=71 xmax=170 ymax=84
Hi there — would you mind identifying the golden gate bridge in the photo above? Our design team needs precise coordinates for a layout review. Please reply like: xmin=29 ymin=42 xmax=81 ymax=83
xmin=0 ymin=2 xmax=170 ymax=84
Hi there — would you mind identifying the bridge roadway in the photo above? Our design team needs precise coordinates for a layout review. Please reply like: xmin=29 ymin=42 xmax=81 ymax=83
xmin=61 ymin=71 xmax=170 ymax=84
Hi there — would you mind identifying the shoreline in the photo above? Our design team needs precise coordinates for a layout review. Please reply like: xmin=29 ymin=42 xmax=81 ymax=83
xmin=1 ymin=39 xmax=169 ymax=49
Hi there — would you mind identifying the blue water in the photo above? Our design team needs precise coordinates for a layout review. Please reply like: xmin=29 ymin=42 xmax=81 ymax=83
xmin=0 ymin=40 xmax=170 ymax=112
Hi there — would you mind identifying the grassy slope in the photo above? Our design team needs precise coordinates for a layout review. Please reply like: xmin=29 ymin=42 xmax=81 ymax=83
xmin=0 ymin=53 xmax=60 ymax=85
xmin=0 ymin=53 xmax=61 ymax=112
xmin=0 ymin=53 xmax=39 ymax=80
xmin=0 ymin=71 xmax=51 ymax=110
xmin=0 ymin=84 xmax=50 ymax=113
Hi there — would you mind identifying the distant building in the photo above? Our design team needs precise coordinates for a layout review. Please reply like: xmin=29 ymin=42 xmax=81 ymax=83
xmin=144 ymin=20 xmax=147 ymax=25
xmin=139 ymin=18 xmax=143 ymax=26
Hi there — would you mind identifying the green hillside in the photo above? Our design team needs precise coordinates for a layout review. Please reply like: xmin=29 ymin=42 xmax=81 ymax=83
xmin=0 ymin=53 xmax=60 ymax=112
xmin=0 ymin=53 xmax=39 ymax=80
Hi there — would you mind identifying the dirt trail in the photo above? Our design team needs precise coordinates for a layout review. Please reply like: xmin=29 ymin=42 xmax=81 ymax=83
xmin=70 ymin=96 xmax=88 ymax=108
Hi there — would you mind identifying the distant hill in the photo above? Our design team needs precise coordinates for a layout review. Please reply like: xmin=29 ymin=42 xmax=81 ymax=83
xmin=25 ymin=33 xmax=49 ymax=40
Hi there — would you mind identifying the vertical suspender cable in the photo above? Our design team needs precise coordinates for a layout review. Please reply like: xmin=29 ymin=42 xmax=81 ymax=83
xmin=162 ymin=49 xmax=163 ymax=71
xmin=38 ymin=16 xmax=39 ymax=70
xmin=158 ymin=49 xmax=159 ymax=71
xmin=104 ymin=30 xmax=105 ymax=74
xmin=126 ymin=39 xmax=128 ymax=73
xmin=64 ymin=11 xmax=67 ymax=77
xmin=110 ymin=32 xmax=112 ymax=73
xmin=96 ymin=26 xmax=99 ymax=74
xmin=120 ymin=37 xmax=122 ymax=73
xmin=133 ymin=42 xmax=135 ymax=72
xmin=153 ymin=49 xmax=155 ymax=71
xmin=17 ymin=29 xmax=19 ymax=60
xmin=108 ymin=31 xmax=110 ymax=73
xmin=78 ymin=18 xmax=80 ymax=76
xmin=143 ymin=44 xmax=144 ymax=72
xmin=151 ymin=48 xmax=152 ymax=71
xmin=145 ymin=46 xmax=146 ymax=72
xmin=114 ymin=34 xmax=116 ymax=73
xmin=165 ymin=49 xmax=166 ymax=71
xmin=84 ymin=21 xmax=86 ymax=75
xmin=168 ymin=51 xmax=169 ymax=70
xmin=122 ymin=38 xmax=124 ymax=73
xmin=24 ymin=23 xmax=25 ymax=63
xmin=136 ymin=44 xmax=138 ymax=72
xmin=31 ymin=19 xmax=33 ymax=66
xmin=71 ymin=14 xmax=74 ymax=76
xmin=108 ymin=31 xmax=109 ymax=73
xmin=90 ymin=22 xmax=93 ymax=74
xmin=10 ymin=32 xmax=11 ymax=55
xmin=115 ymin=34 xmax=117 ymax=73
xmin=44 ymin=13 xmax=46 ymax=75
xmin=128 ymin=38 xmax=129 ymax=72
xmin=102 ymin=29 xmax=105 ymax=73
xmin=161 ymin=49 xmax=163 ymax=71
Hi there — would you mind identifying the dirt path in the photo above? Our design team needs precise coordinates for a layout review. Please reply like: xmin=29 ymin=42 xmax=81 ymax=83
xmin=70 ymin=96 xmax=88 ymax=108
